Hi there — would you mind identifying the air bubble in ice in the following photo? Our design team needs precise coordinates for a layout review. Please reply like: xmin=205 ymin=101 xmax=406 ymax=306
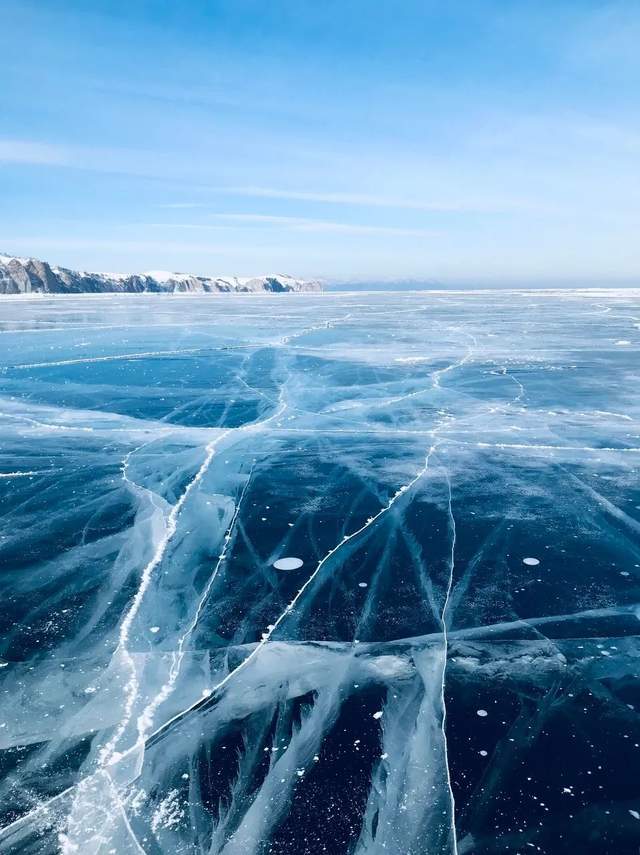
xmin=273 ymin=557 xmax=304 ymax=571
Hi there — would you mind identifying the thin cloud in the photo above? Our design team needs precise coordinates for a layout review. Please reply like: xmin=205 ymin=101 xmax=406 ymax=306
xmin=0 ymin=139 xmax=71 ymax=165
xmin=159 ymin=203 xmax=208 ymax=209
xmin=149 ymin=214 xmax=440 ymax=237
xmin=1 ymin=237 xmax=235 ymax=254
xmin=208 ymin=185 xmax=528 ymax=213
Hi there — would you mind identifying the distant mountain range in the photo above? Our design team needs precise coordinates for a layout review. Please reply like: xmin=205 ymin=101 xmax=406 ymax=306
xmin=0 ymin=252 xmax=322 ymax=295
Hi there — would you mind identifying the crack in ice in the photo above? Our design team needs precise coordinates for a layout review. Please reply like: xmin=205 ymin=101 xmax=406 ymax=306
xmin=440 ymin=467 xmax=459 ymax=855
xmin=97 ymin=426 xmax=233 ymax=768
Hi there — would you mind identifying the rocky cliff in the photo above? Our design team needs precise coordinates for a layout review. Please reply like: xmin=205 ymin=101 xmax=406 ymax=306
xmin=0 ymin=253 xmax=322 ymax=295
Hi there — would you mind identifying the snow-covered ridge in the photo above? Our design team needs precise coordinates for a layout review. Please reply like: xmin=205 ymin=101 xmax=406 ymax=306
xmin=0 ymin=252 xmax=322 ymax=295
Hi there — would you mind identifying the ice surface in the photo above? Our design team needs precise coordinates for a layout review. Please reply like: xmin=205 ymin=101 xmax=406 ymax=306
xmin=0 ymin=291 xmax=639 ymax=854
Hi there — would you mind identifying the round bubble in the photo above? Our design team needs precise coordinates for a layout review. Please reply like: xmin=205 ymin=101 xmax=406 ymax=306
xmin=273 ymin=557 xmax=304 ymax=571
xmin=523 ymin=557 xmax=540 ymax=566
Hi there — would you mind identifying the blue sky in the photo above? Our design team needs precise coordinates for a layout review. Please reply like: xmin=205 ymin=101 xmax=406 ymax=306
xmin=1 ymin=0 xmax=639 ymax=283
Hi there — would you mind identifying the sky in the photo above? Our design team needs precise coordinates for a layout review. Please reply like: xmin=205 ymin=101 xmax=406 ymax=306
xmin=1 ymin=0 xmax=639 ymax=284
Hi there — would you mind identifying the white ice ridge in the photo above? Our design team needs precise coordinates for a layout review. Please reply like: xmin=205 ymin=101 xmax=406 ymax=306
xmin=277 ymin=312 xmax=352 ymax=346
xmin=107 ymin=410 xmax=283 ymax=756
xmin=96 ymin=425 xmax=233 ymax=769
xmin=9 ymin=347 xmax=203 ymax=370
xmin=131 ymin=463 xmax=256 ymax=755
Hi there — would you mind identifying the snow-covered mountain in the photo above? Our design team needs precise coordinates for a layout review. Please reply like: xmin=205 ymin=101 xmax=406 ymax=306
xmin=0 ymin=253 xmax=322 ymax=295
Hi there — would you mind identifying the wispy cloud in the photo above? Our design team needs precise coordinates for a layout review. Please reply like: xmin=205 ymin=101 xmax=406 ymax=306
xmin=0 ymin=137 xmax=153 ymax=176
xmin=1 ymin=237 xmax=234 ymax=254
xmin=150 ymin=214 xmax=439 ymax=237
xmin=159 ymin=203 xmax=207 ymax=209
xmin=203 ymin=186 xmax=523 ymax=213
xmin=0 ymin=139 xmax=72 ymax=165
xmin=0 ymin=137 xmax=213 ymax=182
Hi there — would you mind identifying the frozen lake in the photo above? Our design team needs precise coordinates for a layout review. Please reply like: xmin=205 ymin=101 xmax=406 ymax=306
xmin=0 ymin=291 xmax=639 ymax=854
